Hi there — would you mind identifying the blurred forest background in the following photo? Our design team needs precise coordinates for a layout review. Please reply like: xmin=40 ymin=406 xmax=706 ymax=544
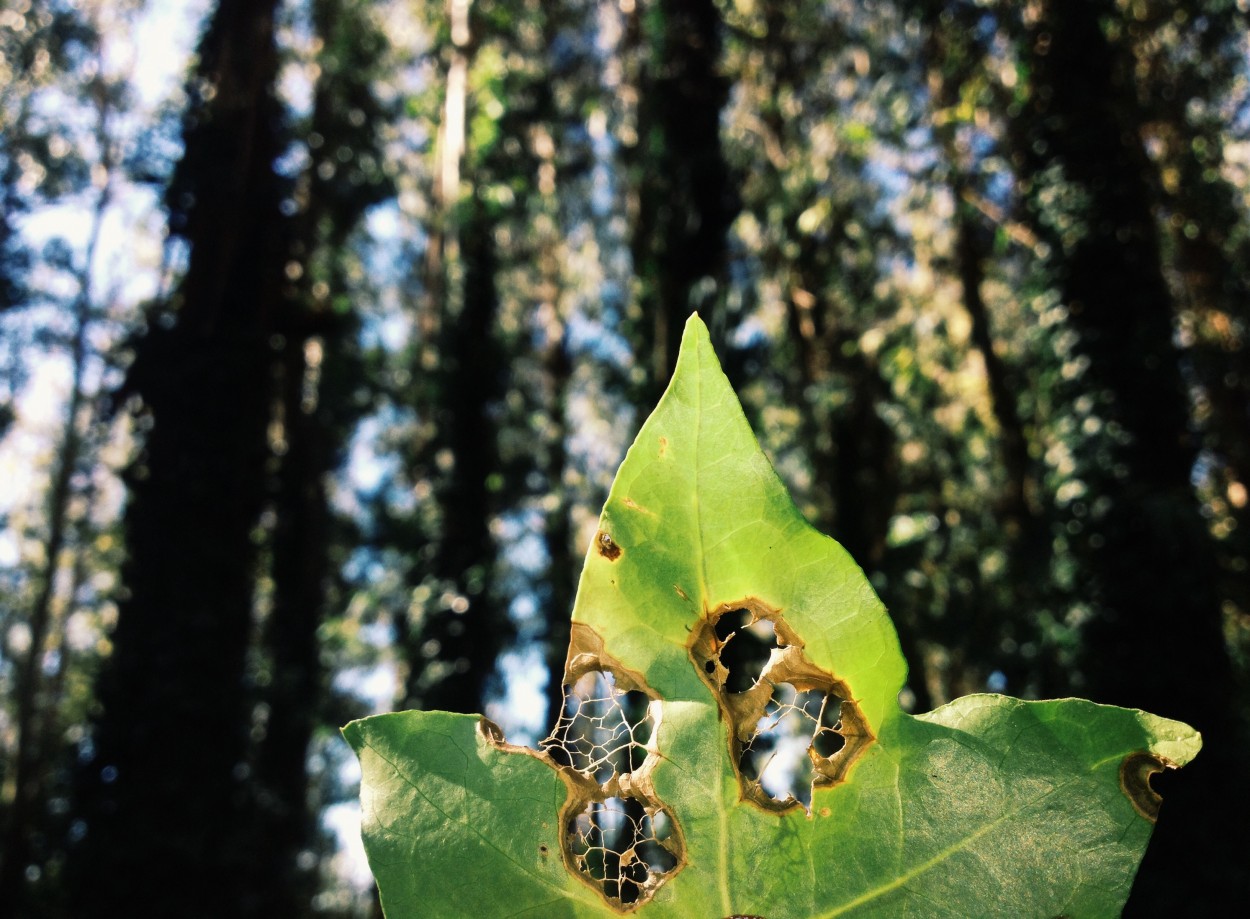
xmin=1 ymin=0 xmax=1248 ymax=916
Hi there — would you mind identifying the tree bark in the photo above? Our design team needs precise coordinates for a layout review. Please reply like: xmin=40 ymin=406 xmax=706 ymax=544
xmin=68 ymin=2 xmax=289 ymax=914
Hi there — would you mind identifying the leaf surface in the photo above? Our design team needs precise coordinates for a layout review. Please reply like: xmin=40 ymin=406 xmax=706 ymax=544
xmin=345 ymin=315 xmax=1199 ymax=918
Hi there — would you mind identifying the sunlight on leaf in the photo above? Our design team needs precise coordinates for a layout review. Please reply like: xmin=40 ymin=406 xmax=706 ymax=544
xmin=345 ymin=315 xmax=1200 ymax=918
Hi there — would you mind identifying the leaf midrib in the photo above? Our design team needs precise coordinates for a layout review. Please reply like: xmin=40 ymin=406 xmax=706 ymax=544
xmin=688 ymin=331 xmax=733 ymax=917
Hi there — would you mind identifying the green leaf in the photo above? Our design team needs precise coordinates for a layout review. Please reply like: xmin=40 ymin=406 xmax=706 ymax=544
xmin=345 ymin=315 xmax=1200 ymax=918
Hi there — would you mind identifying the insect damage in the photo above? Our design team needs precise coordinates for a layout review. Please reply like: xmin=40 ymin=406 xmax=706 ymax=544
xmin=596 ymin=529 xmax=622 ymax=561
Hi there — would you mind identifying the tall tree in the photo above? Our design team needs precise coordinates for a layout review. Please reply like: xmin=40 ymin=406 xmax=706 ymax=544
xmin=0 ymin=133 xmax=108 ymax=916
xmin=391 ymin=0 xmax=515 ymax=716
xmin=1007 ymin=0 xmax=1245 ymax=910
xmin=68 ymin=1 xmax=292 ymax=914
xmin=244 ymin=0 xmax=393 ymax=912
xmin=0 ymin=4 xmax=143 ymax=908
xmin=1130 ymin=0 xmax=1250 ymax=674
xmin=907 ymin=0 xmax=1062 ymax=702
xmin=622 ymin=0 xmax=735 ymax=400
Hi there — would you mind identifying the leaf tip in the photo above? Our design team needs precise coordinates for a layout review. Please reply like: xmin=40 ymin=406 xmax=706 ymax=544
xmin=682 ymin=310 xmax=710 ymax=340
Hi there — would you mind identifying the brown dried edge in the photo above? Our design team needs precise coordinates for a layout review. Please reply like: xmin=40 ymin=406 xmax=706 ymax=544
xmin=688 ymin=597 xmax=876 ymax=814
xmin=1118 ymin=750 xmax=1174 ymax=823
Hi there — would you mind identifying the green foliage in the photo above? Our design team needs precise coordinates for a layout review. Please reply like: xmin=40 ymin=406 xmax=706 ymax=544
xmin=346 ymin=316 xmax=1198 ymax=917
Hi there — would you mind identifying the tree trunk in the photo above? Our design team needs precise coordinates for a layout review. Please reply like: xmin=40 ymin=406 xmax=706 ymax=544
xmin=0 ymin=101 xmax=113 ymax=905
xmin=68 ymin=1 xmax=289 ymax=914
xmin=407 ymin=194 xmax=509 ymax=714
xmin=624 ymin=0 xmax=735 ymax=401
xmin=1012 ymin=1 xmax=1244 ymax=911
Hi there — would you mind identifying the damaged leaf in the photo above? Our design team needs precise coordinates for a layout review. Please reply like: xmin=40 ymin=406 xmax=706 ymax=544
xmin=344 ymin=315 xmax=1200 ymax=918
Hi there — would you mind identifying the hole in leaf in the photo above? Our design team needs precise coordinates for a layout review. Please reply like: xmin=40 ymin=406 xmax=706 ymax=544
xmin=714 ymin=608 xmax=777 ymax=693
xmin=541 ymin=670 xmax=653 ymax=784
xmin=539 ymin=624 xmax=686 ymax=908
xmin=568 ymin=796 xmax=680 ymax=906
xmin=740 ymin=684 xmax=846 ymax=809
xmin=688 ymin=599 xmax=876 ymax=814
xmin=812 ymin=696 xmax=846 ymax=758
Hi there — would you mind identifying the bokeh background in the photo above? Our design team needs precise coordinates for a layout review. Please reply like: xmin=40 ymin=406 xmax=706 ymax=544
xmin=1 ymin=0 xmax=1248 ymax=915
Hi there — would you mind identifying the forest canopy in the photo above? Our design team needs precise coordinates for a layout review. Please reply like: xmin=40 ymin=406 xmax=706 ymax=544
xmin=0 ymin=0 xmax=1247 ymax=916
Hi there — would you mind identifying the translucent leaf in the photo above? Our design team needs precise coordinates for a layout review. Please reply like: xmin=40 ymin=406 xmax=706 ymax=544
xmin=344 ymin=315 xmax=1200 ymax=918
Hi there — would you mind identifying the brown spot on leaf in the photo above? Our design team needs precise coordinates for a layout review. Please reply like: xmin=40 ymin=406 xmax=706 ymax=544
xmin=596 ymin=530 xmax=621 ymax=561
xmin=1120 ymin=750 xmax=1173 ymax=822
xmin=674 ymin=584 xmax=689 ymax=601
xmin=658 ymin=436 xmax=668 ymax=456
